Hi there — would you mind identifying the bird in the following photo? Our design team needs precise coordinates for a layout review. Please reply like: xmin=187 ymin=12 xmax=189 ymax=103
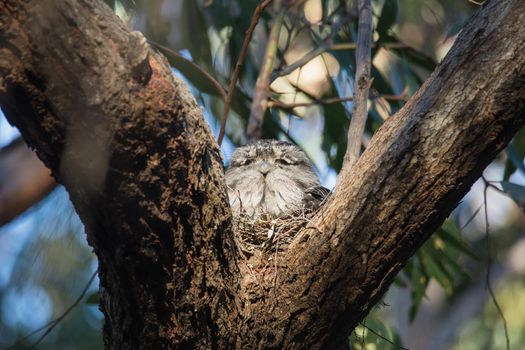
xmin=225 ymin=139 xmax=329 ymax=218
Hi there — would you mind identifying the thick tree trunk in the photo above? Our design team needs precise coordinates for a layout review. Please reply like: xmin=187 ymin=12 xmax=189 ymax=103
xmin=0 ymin=0 xmax=524 ymax=349
xmin=0 ymin=1 xmax=241 ymax=349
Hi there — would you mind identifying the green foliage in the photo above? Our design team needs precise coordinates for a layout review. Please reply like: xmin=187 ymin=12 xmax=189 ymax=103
xmin=376 ymin=0 xmax=398 ymax=39
xmin=405 ymin=220 xmax=477 ymax=322
xmin=85 ymin=292 xmax=100 ymax=305
xmin=350 ymin=315 xmax=404 ymax=350
xmin=501 ymin=181 xmax=525 ymax=209
xmin=452 ymin=279 xmax=525 ymax=350
xmin=503 ymin=127 xmax=525 ymax=180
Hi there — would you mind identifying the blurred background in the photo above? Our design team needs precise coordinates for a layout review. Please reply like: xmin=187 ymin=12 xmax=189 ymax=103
xmin=1 ymin=0 xmax=524 ymax=349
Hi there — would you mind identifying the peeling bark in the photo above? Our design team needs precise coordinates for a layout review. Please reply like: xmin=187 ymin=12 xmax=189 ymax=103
xmin=0 ymin=0 xmax=524 ymax=349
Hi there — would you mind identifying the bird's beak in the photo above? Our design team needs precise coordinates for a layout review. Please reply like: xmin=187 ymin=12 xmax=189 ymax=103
xmin=258 ymin=160 xmax=271 ymax=176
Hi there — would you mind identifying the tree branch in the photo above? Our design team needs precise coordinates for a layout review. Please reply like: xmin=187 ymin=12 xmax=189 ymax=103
xmin=267 ymin=92 xmax=406 ymax=109
xmin=247 ymin=2 xmax=284 ymax=141
xmin=236 ymin=0 xmax=525 ymax=348
xmin=343 ymin=0 xmax=372 ymax=172
xmin=0 ymin=138 xmax=56 ymax=226
xmin=149 ymin=41 xmax=227 ymax=101
xmin=218 ymin=0 xmax=273 ymax=146
xmin=272 ymin=15 xmax=351 ymax=81
xmin=0 ymin=1 xmax=240 ymax=348
xmin=330 ymin=42 xmax=410 ymax=50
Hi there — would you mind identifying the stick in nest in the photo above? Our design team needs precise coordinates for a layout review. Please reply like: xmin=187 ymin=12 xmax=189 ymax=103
xmin=233 ymin=207 xmax=318 ymax=257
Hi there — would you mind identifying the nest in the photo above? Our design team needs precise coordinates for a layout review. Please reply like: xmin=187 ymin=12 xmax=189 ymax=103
xmin=233 ymin=208 xmax=315 ymax=257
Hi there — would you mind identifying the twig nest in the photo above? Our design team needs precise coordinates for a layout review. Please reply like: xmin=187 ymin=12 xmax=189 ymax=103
xmin=233 ymin=208 xmax=315 ymax=257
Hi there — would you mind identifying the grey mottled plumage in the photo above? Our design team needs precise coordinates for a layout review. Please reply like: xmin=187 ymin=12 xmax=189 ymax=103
xmin=226 ymin=140 xmax=329 ymax=218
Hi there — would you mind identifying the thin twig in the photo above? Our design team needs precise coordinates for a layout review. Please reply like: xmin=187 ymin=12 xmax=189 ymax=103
xmin=273 ymin=15 xmax=351 ymax=80
xmin=268 ymin=93 xmax=406 ymax=109
xmin=247 ymin=1 xmax=284 ymax=142
xmin=468 ymin=0 xmax=485 ymax=6
xmin=277 ymin=41 xmax=331 ymax=78
xmin=485 ymin=180 xmax=507 ymax=195
xmin=331 ymin=42 xmax=410 ymax=50
xmin=5 ymin=271 xmax=98 ymax=350
xmin=286 ymin=66 xmax=303 ymax=133
xmin=359 ymin=322 xmax=410 ymax=350
xmin=149 ymin=41 xmax=227 ymax=102
xmin=342 ymin=0 xmax=373 ymax=172
xmin=281 ymin=17 xmax=299 ymax=58
xmin=217 ymin=0 xmax=274 ymax=146
xmin=460 ymin=203 xmax=483 ymax=230
xmin=482 ymin=178 xmax=511 ymax=350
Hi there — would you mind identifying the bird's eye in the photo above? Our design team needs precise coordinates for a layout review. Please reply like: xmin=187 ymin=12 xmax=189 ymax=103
xmin=241 ymin=158 xmax=253 ymax=166
xmin=276 ymin=158 xmax=294 ymax=165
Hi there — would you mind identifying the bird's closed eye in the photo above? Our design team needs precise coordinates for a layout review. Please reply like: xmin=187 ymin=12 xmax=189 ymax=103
xmin=240 ymin=158 xmax=254 ymax=166
xmin=276 ymin=158 xmax=294 ymax=166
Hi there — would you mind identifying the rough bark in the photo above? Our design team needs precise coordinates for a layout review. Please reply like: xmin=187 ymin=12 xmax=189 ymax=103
xmin=245 ymin=2 xmax=525 ymax=348
xmin=0 ymin=1 xmax=241 ymax=349
xmin=0 ymin=0 xmax=524 ymax=350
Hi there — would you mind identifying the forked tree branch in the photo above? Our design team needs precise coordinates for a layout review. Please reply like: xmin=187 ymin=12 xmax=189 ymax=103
xmin=0 ymin=0 xmax=524 ymax=349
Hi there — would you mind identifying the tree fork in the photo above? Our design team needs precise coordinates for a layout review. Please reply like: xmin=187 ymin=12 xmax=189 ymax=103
xmin=0 ymin=0 xmax=524 ymax=349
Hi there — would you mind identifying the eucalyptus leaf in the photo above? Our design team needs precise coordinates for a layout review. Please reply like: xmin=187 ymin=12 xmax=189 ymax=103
xmin=377 ymin=0 xmax=398 ymax=39
xmin=506 ymin=143 xmax=525 ymax=176
xmin=503 ymin=127 xmax=525 ymax=179
xmin=501 ymin=181 xmax=525 ymax=208
xmin=409 ymin=254 xmax=429 ymax=322
xmin=438 ymin=222 xmax=478 ymax=259
xmin=85 ymin=291 xmax=100 ymax=305
xmin=420 ymin=247 xmax=453 ymax=294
